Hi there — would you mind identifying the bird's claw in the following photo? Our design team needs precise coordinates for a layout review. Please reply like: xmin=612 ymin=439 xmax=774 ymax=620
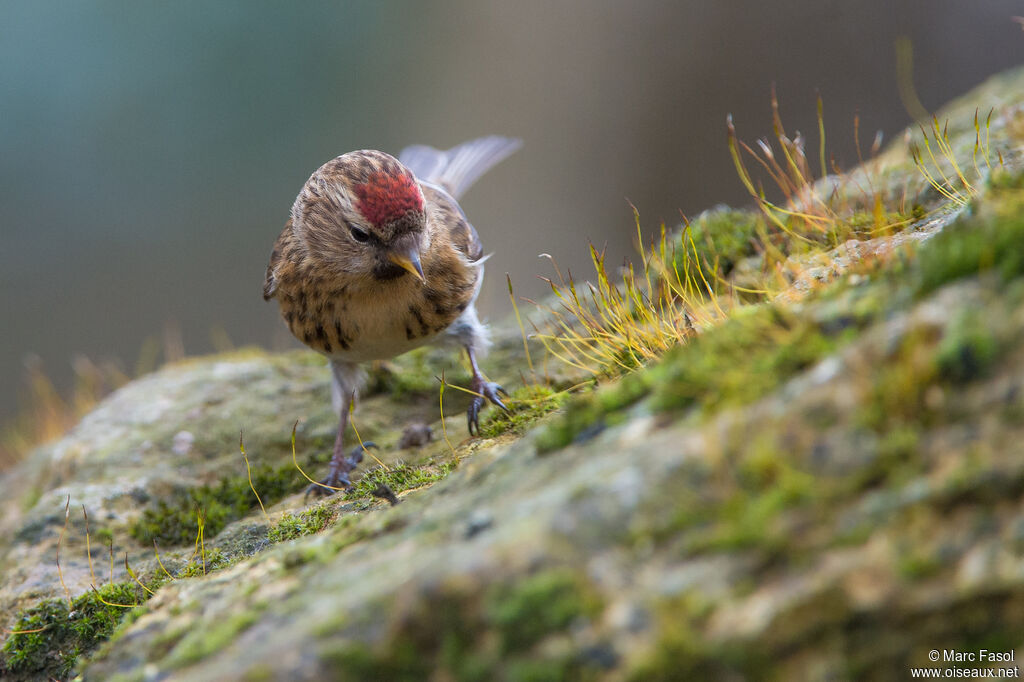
xmin=304 ymin=442 xmax=377 ymax=500
xmin=304 ymin=471 xmax=351 ymax=500
xmin=467 ymin=380 xmax=510 ymax=436
xmin=347 ymin=440 xmax=376 ymax=466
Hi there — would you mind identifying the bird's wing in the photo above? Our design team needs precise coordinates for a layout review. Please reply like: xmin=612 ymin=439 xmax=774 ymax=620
xmin=399 ymin=136 xmax=521 ymax=200
xmin=263 ymin=219 xmax=293 ymax=300
xmin=421 ymin=183 xmax=484 ymax=262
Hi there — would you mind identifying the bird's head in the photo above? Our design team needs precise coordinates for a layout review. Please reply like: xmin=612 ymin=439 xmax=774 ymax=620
xmin=291 ymin=150 xmax=428 ymax=284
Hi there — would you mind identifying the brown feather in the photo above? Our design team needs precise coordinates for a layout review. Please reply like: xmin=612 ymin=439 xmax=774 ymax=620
xmin=422 ymin=184 xmax=484 ymax=262
xmin=263 ymin=219 xmax=295 ymax=300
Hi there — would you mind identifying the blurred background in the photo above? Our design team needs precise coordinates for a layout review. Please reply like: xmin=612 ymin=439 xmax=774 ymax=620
xmin=1 ymin=0 xmax=1021 ymax=431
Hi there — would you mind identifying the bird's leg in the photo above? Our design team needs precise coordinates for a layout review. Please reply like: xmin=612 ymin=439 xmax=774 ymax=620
xmin=327 ymin=399 xmax=359 ymax=484
xmin=306 ymin=383 xmax=375 ymax=499
xmin=465 ymin=346 xmax=509 ymax=436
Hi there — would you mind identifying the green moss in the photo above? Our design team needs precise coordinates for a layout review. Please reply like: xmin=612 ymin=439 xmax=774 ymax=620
xmin=652 ymin=304 xmax=838 ymax=414
xmin=322 ymin=517 xmax=370 ymax=556
xmin=851 ymin=331 xmax=942 ymax=490
xmin=683 ymin=207 xmax=763 ymax=277
xmin=321 ymin=586 xmax=479 ymax=682
xmin=345 ymin=460 xmax=456 ymax=500
xmin=322 ymin=571 xmax=602 ymax=681
xmin=268 ymin=502 xmax=340 ymax=543
xmin=272 ymin=513 xmax=360 ymax=566
xmin=879 ymin=425 xmax=921 ymax=463
xmin=535 ymin=372 xmax=650 ymax=454
xmin=595 ymin=370 xmax=652 ymax=412
xmin=916 ymin=200 xmax=1024 ymax=296
xmin=324 ymin=643 xmax=430 ymax=682
xmin=690 ymin=465 xmax=815 ymax=556
xmin=486 ymin=569 xmax=602 ymax=654
xmin=94 ymin=527 xmax=114 ymax=546
xmin=130 ymin=462 xmax=304 ymax=547
xmin=1 ymin=582 xmax=147 ymax=680
xmin=537 ymin=301 xmax=854 ymax=455
xmin=638 ymin=432 xmax=821 ymax=562
xmin=859 ymin=294 xmax=1013 ymax=440
xmin=280 ymin=543 xmax=327 ymax=569
xmin=988 ymin=166 xmax=1024 ymax=190
xmin=690 ymin=491 xmax=789 ymax=555
xmin=178 ymin=547 xmax=229 ymax=577
xmin=19 ymin=486 xmax=42 ymax=513
xmin=897 ymin=548 xmax=943 ymax=579
xmin=935 ymin=311 xmax=1000 ymax=383
xmin=632 ymin=587 xmax=1024 ymax=679
xmin=242 ymin=664 xmax=276 ymax=681
xmin=844 ymin=209 xmax=905 ymax=234
xmin=165 ymin=608 xmax=263 ymax=669
xmin=534 ymin=393 xmax=598 ymax=454
xmin=858 ymin=326 xmax=942 ymax=433
xmin=478 ymin=385 xmax=564 ymax=439
xmin=819 ymin=209 xmax=913 ymax=246
xmin=503 ymin=655 xmax=579 ymax=682
xmin=625 ymin=595 xmax=736 ymax=681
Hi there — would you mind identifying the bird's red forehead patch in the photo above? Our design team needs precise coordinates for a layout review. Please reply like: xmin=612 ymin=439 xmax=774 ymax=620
xmin=353 ymin=170 xmax=424 ymax=227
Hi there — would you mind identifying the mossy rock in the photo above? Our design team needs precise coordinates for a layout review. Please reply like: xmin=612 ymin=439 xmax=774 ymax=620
xmin=3 ymin=64 xmax=1024 ymax=682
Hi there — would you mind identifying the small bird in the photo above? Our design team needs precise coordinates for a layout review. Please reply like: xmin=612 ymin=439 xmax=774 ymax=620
xmin=264 ymin=136 xmax=522 ymax=496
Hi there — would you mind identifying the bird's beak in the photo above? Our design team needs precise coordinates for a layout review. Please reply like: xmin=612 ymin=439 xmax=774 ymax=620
xmin=387 ymin=245 xmax=426 ymax=283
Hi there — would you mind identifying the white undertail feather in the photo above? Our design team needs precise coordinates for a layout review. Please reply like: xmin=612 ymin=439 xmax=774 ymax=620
xmin=399 ymin=136 xmax=523 ymax=200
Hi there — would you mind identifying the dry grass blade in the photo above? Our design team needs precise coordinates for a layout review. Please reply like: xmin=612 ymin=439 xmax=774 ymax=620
xmin=123 ymin=554 xmax=155 ymax=596
xmin=507 ymin=274 xmax=537 ymax=382
xmin=910 ymin=110 xmax=998 ymax=207
xmin=5 ymin=625 xmax=49 ymax=635
xmin=348 ymin=399 xmax=387 ymax=471
xmin=436 ymin=372 xmax=458 ymax=456
xmin=531 ymin=210 xmax=717 ymax=379
xmin=197 ymin=514 xmax=206 ymax=575
xmin=153 ymin=541 xmax=175 ymax=581
xmin=82 ymin=505 xmax=96 ymax=587
xmin=289 ymin=420 xmax=345 ymax=494
xmin=728 ymin=90 xmax=912 ymax=249
xmin=89 ymin=585 xmax=136 ymax=609
xmin=239 ymin=431 xmax=269 ymax=524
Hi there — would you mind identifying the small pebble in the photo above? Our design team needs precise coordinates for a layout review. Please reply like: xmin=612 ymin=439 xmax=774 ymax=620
xmin=398 ymin=422 xmax=433 ymax=449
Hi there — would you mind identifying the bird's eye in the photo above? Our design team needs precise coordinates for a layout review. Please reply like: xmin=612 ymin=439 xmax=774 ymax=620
xmin=349 ymin=225 xmax=371 ymax=243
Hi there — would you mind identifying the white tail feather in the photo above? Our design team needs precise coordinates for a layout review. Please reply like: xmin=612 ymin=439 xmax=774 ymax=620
xmin=399 ymin=136 xmax=522 ymax=200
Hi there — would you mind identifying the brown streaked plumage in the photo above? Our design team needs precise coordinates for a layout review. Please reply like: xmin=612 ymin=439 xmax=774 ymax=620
xmin=264 ymin=136 xmax=522 ymax=496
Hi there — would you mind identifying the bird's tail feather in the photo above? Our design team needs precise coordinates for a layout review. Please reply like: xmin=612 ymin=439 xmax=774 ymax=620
xmin=399 ymin=135 xmax=522 ymax=200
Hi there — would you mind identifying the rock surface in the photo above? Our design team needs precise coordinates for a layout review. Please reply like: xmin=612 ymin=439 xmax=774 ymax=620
xmin=3 ymin=68 xmax=1024 ymax=681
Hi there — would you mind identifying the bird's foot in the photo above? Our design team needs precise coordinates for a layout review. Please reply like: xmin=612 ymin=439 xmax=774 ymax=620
xmin=304 ymin=441 xmax=377 ymax=500
xmin=467 ymin=377 xmax=509 ymax=436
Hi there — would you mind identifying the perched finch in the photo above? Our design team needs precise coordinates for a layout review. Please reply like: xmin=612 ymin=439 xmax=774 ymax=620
xmin=264 ymin=136 xmax=522 ymax=496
